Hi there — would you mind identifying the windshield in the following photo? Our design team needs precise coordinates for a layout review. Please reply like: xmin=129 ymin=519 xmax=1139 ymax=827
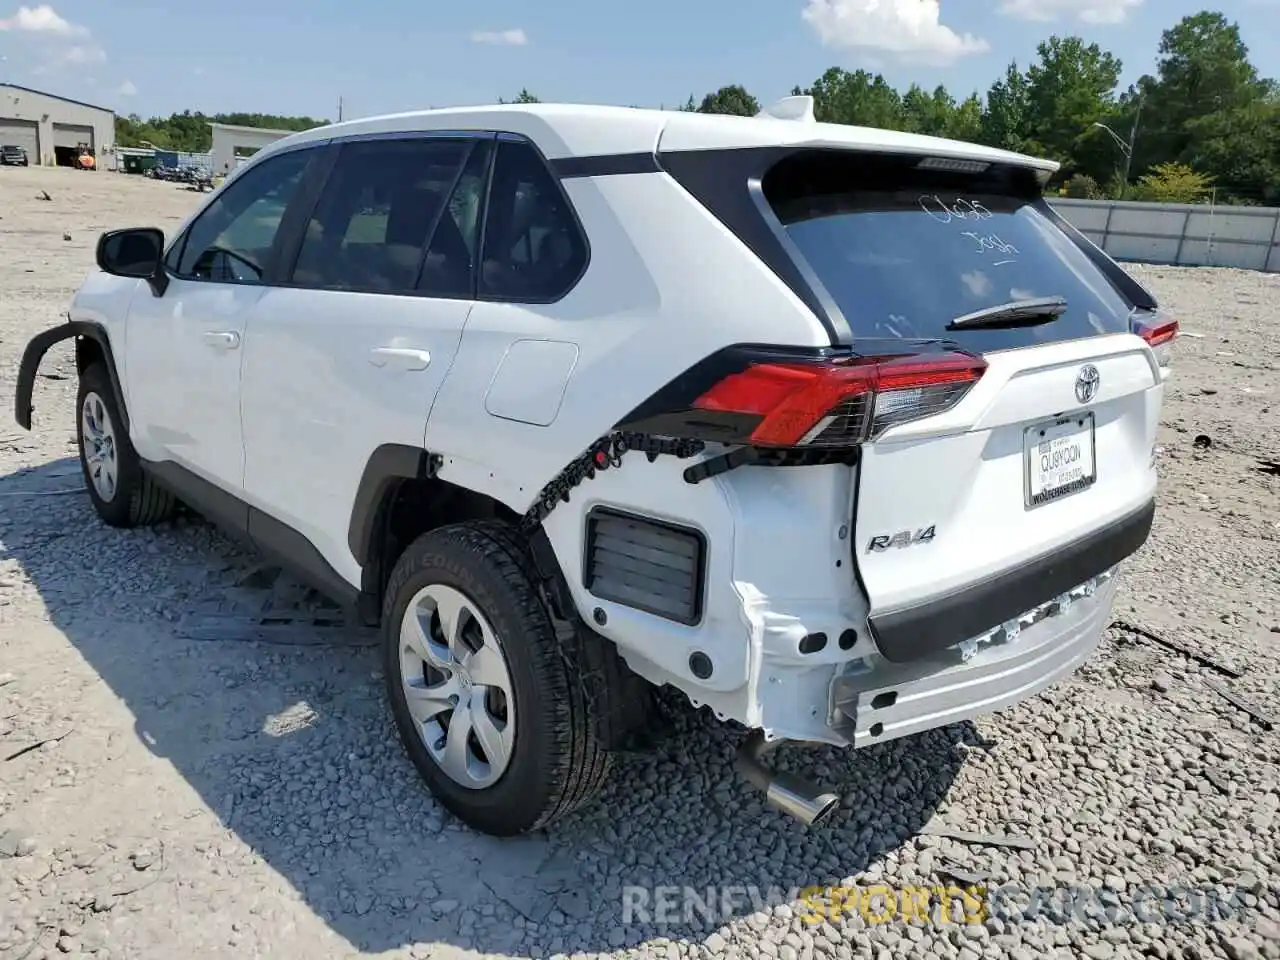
xmin=764 ymin=151 xmax=1135 ymax=350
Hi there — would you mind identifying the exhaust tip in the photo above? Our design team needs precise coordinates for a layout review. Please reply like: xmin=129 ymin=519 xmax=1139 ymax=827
xmin=766 ymin=773 xmax=841 ymax=827
xmin=735 ymin=732 xmax=842 ymax=827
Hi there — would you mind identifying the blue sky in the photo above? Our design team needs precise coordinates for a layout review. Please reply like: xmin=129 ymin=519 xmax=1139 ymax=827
xmin=1 ymin=0 xmax=1279 ymax=120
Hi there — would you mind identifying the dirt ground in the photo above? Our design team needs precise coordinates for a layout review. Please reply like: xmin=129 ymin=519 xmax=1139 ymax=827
xmin=1 ymin=165 xmax=1278 ymax=960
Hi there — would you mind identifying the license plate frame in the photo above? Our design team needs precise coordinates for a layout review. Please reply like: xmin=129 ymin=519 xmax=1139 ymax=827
xmin=1024 ymin=413 xmax=1097 ymax=509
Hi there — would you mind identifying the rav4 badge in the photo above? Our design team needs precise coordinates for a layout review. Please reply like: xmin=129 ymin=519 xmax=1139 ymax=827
xmin=866 ymin=526 xmax=936 ymax=553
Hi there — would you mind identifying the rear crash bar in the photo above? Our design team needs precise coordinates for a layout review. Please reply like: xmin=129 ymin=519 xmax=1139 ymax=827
xmin=867 ymin=498 xmax=1155 ymax=663
xmin=735 ymin=731 xmax=840 ymax=826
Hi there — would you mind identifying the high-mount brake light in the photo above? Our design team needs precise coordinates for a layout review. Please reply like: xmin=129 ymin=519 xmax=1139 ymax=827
xmin=692 ymin=352 xmax=987 ymax=448
xmin=1133 ymin=315 xmax=1178 ymax=368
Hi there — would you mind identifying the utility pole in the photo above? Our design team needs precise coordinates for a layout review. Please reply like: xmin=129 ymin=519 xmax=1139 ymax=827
xmin=338 ymin=96 xmax=344 ymax=123
xmin=1093 ymin=92 xmax=1143 ymax=196
xmin=1122 ymin=94 xmax=1143 ymax=186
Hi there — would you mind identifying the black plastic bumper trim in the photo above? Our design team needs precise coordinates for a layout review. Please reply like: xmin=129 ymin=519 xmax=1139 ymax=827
xmin=867 ymin=498 xmax=1156 ymax=664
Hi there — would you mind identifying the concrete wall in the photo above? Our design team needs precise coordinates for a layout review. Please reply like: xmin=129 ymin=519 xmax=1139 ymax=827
xmin=1051 ymin=197 xmax=1280 ymax=273
xmin=210 ymin=125 xmax=296 ymax=176
xmin=0 ymin=84 xmax=115 ymax=167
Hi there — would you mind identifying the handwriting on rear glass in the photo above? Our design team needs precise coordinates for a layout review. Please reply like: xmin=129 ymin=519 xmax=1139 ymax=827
xmin=918 ymin=195 xmax=993 ymax=223
xmin=918 ymin=194 xmax=1020 ymax=265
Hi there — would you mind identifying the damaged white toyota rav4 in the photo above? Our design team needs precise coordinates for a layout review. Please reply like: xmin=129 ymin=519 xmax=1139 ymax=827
xmin=15 ymin=97 xmax=1173 ymax=836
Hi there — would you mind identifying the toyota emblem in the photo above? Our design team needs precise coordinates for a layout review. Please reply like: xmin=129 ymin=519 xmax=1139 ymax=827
xmin=1075 ymin=364 xmax=1100 ymax=404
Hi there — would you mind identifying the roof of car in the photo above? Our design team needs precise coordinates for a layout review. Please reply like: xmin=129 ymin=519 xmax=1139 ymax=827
xmin=270 ymin=102 xmax=1059 ymax=174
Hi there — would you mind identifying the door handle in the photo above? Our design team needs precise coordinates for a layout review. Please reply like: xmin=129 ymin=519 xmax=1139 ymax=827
xmin=203 ymin=331 xmax=240 ymax=350
xmin=368 ymin=347 xmax=431 ymax=371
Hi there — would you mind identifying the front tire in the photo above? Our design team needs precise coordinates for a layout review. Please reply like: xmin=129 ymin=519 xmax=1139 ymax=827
xmin=76 ymin=363 xmax=175 ymax=528
xmin=383 ymin=521 xmax=611 ymax=836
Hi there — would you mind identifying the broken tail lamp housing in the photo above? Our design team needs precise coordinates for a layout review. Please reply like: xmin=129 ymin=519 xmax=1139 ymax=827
xmin=691 ymin=352 xmax=987 ymax=448
xmin=1133 ymin=315 xmax=1178 ymax=368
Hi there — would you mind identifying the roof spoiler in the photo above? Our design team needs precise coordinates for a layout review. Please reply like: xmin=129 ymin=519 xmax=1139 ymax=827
xmin=755 ymin=95 xmax=815 ymax=123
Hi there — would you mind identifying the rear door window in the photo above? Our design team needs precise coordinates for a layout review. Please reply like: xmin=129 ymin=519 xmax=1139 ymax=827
xmin=478 ymin=139 xmax=588 ymax=302
xmin=763 ymin=151 xmax=1134 ymax=350
xmin=290 ymin=137 xmax=472 ymax=294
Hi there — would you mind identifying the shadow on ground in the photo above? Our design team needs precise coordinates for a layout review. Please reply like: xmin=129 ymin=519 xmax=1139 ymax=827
xmin=1 ymin=457 xmax=975 ymax=956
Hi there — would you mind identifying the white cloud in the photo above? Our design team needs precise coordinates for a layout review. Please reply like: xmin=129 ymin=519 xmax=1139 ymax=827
xmin=1 ymin=5 xmax=105 ymax=72
xmin=470 ymin=28 xmax=528 ymax=46
xmin=0 ymin=4 xmax=86 ymax=34
xmin=998 ymin=0 xmax=1143 ymax=24
xmin=801 ymin=0 xmax=988 ymax=65
xmin=117 ymin=79 xmax=137 ymax=96
xmin=60 ymin=43 xmax=104 ymax=64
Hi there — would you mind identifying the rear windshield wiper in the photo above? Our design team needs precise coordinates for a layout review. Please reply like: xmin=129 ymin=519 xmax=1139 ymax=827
xmin=945 ymin=296 xmax=1068 ymax=331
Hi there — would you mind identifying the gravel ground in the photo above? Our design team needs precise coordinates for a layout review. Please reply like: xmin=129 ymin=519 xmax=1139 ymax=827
xmin=1 ymin=165 xmax=1279 ymax=960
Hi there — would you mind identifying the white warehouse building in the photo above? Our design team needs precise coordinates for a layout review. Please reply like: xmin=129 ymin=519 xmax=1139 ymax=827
xmin=209 ymin=122 xmax=301 ymax=175
xmin=0 ymin=83 xmax=115 ymax=168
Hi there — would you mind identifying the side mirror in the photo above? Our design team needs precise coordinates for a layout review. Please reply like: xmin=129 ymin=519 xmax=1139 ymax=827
xmin=96 ymin=227 xmax=169 ymax=296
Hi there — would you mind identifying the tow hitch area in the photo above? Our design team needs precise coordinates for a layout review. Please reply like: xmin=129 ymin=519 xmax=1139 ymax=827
xmin=735 ymin=731 xmax=840 ymax=826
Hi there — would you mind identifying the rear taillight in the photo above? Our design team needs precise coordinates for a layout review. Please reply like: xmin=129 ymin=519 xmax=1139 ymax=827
xmin=1133 ymin=314 xmax=1178 ymax=368
xmin=691 ymin=352 xmax=987 ymax=448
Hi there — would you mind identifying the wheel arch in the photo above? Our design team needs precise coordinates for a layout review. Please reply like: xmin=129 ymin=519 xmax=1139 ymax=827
xmin=358 ymin=449 xmax=662 ymax=753
xmin=350 ymin=444 xmax=525 ymax=613
xmin=15 ymin=320 xmax=129 ymax=433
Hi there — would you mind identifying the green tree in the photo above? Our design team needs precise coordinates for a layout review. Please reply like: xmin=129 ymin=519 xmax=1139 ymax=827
xmin=1184 ymin=96 xmax=1280 ymax=204
xmin=1023 ymin=36 xmax=1123 ymax=177
xmin=795 ymin=68 xmax=905 ymax=129
xmin=899 ymin=85 xmax=982 ymax=142
xmin=115 ymin=111 xmax=324 ymax=152
xmin=948 ymin=93 xmax=984 ymax=143
xmin=1131 ymin=161 xmax=1215 ymax=203
xmin=979 ymin=61 xmax=1031 ymax=152
xmin=498 ymin=88 xmax=541 ymax=104
xmin=696 ymin=84 xmax=760 ymax=116
xmin=1064 ymin=173 xmax=1105 ymax=199
xmin=1134 ymin=11 xmax=1271 ymax=173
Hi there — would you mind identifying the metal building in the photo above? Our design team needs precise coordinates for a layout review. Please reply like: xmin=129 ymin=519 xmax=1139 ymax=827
xmin=209 ymin=122 xmax=300 ymax=176
xmin=0 ymin=83 xmax=115 ymax=167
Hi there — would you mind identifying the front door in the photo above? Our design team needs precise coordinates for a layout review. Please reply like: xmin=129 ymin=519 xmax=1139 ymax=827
xmin=123 ymin=146 xmax=320 ymax=499
xmin=240 ymin=134 xmax=493 ymax=586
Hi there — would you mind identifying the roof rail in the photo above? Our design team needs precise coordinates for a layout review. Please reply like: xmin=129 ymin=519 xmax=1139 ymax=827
xmin=755 ymin=95 xmax=816 ymax=123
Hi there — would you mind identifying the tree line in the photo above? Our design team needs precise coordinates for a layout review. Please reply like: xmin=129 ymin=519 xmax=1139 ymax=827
xmin=115 ymin=112 xmax=326 ymax=154
xmin=116 ymin=9 xmax=1277 ymax=206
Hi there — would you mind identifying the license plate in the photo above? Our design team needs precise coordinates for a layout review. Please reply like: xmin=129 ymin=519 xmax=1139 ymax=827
xmin=1025 ymin=414 xmax=1096 ymax=507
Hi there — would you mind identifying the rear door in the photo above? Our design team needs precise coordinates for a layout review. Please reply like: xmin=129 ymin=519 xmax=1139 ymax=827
xmin=239 ymin=133 xmax=491 ymax=587
xmin=762 ymin=150 xmax=1164 ymax=658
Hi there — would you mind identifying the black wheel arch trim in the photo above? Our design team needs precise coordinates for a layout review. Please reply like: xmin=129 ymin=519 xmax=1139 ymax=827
xmin=347 ymin=443 xmax=443 ymax=567
xmin=867 ymin=498 xmax=1156 ymax=664
xmin=15 ymin=320 xmax=129 ymax=432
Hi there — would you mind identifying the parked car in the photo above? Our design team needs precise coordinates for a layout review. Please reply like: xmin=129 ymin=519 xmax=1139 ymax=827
xmin=1 ymin=144 xmax=29 ymax=166
xmin=13 ymin=98 xmax=1174 ymax=837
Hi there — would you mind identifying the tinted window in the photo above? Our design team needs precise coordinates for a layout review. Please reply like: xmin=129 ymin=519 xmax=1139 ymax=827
xmin=174 ymin=149 xmax=312 ymax=284
xmin=418 ymin=139 xmax=493 ymax=299
xmin=479 ymin=140 xmax=587 ymax=301
xmin=764 ymin=151 xmax=1134 ymax=350
xmin=291 ymin=137 xmax=470 ymax=294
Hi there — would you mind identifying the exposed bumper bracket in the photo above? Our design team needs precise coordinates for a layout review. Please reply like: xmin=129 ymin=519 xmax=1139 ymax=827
xmin=868 ymin=499 xmax=1155 ymax=663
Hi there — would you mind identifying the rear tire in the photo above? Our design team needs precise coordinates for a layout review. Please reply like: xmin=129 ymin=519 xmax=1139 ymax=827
xmin=76 ymin=362 xmax=175 ymax=528
xmin=383 ymin=520 xmax=612 ymax=836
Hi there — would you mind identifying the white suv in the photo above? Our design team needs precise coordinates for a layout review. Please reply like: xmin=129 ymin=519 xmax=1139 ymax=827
xmin=14 ymin=98 xmax=1173 ymax=836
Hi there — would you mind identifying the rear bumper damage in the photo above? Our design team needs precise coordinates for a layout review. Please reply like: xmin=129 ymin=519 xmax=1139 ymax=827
xmin=867 ymin=499 xmax=1155 ymax=663
xmin=830 ymin=567 xmax=1119 ymax=748
xmin=734 ymin=500 xmax=1154 ymax=823
xmin=740 ymin=567 xmax=1122 ymax=822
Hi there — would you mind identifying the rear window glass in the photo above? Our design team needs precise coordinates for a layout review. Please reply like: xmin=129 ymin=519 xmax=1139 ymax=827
xmin=763 ymin=151 xmax=1134 ymax=349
